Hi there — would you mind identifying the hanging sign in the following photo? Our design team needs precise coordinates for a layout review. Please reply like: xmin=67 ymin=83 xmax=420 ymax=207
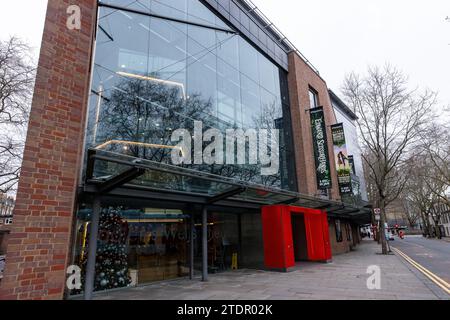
xmin=310 ymin=107 xmax=332 ymax=189
xmin=331 ymin=123 xmax=352 ymax=194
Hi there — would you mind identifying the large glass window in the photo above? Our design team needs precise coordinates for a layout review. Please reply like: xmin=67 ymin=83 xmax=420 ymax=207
xmin=187 ymin=24 xmax=218 ymax=118
xmin=86 ymin=0 xmax=294 ymax=190
xmin=238 ymin=37 xmax=259 ymax=83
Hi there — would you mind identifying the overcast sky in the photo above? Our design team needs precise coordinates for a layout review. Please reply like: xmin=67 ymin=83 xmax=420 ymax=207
xmin=254 ymin=0 xmax=450 ymax=109
xmin=1 ymin=0 xmax=449 ymax=109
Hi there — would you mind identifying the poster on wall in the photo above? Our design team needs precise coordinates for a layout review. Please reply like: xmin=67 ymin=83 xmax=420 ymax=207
xmin=331 ymin=123 xmax=352 ymax=194
xmin=310 ymin=107 xmax=332 ymax=190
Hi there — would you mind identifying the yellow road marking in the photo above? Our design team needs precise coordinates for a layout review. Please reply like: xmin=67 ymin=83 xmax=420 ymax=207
xmin=392 ymin=247 xmax=450 ymax=295
xmin=393 ymin=247 xmax=449 ymax=289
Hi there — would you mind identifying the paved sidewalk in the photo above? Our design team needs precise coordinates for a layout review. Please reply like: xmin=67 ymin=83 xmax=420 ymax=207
xmin=440 ymin=237 xmax=450 ymax=243
xmin=91 ymin=240 xmax=440 ymax=300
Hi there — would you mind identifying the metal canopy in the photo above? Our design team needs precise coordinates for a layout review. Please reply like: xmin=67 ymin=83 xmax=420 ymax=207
xmin=82 ymin=149 xmax=371 ymax=223
xmin=207 ymin=186 xmax=247 ymax=204
xmin=97 ymin=167 xmax=145 ymax=193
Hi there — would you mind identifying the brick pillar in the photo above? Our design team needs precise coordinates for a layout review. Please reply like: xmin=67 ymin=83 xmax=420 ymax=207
xmin=287 ymin=52 xmax=340 ymax=201
xmin=0 ymin=0 xmax=97 ymax=300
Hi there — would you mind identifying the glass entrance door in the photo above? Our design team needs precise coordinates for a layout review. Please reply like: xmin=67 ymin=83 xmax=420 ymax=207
xmin=133 ymin=208 xmax=189 ymax=284
xmin=193 ymin=212 xmax=239 ymax=274
xmin=192 ymin=211 xmax=264 ymax=273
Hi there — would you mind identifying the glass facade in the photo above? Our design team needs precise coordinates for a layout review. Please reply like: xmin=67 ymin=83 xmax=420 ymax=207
xmin=70 ymin=0 xmax=296 ymax=295
xmin=85 ymin=0 xmax=295 ymax=190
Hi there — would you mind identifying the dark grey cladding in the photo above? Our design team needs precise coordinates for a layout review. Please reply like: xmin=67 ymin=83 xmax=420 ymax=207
xmin=201 ymin=0 xmax=290 ymax=70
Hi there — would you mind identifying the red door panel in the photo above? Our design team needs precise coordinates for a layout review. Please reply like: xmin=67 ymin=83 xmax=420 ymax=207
xmin=305 ymin=213 xmax=326 ymax=261
xmin=262 ymin=205 xmax=332 ymax=270
xmin=261 ymin=205 xmax=284 ymax=269
xmin=281 ymin=206 xmax=295 ymax=268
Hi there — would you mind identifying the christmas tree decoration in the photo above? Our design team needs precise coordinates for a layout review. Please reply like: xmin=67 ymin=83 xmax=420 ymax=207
xmin=94 ymin=207 xmax=131 ymax=291
xmin=75 ymin=206 xmax=131 ymax=294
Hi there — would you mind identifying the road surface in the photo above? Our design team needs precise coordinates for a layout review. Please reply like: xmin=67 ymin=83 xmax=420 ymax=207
xmin=390 ymin=235 xmax=450 ymax=296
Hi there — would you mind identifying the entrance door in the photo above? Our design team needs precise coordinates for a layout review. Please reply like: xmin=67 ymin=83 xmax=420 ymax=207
xmin=291 ymin=215 xmax=308 ymax=261
xmin=193 ymin=212 xmax=240 ymax=274
xmin=193 ymin=211 xmax=265 ymax=273
xmin=134 ymin=208 xmax=189 ymax=284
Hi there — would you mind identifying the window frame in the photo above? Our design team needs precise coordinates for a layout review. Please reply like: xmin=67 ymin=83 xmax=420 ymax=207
xmin=308 ymin=87 xmax=319 ymax=109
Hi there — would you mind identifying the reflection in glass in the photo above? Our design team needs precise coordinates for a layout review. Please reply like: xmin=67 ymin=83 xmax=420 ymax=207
xmin=70 ymin=206 xmax=136 ymax=294
xmin=86 ymin=3 xmax=294 ymax=190
xmin=134 ymin=208 xmax=189 ymax=283
xmin=73 ymin=0 xmax=299 ymax=297
xmin=193 ymin=212 xmax=264 ymax=273
xmin=70 ymin=205 xmax=190 ymax=294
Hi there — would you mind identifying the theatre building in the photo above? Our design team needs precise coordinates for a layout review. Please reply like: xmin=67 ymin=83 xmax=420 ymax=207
xmin=0 ymin=0 xmax=370 ymax=300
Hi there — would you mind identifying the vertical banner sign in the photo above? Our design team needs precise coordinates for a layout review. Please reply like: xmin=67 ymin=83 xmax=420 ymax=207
xmin=331 ymin=123 xmax=352 ymax=194
xmin=310 ymin=107 xmax=332 ymax=189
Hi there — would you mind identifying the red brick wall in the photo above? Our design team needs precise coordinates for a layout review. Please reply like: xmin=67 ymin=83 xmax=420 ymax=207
xmin=352 ymin=224 xmax=361 ymax=246
xmin=287 ymin=52 xmax=340 ymax=200
xmin=0 ymin=0 xmax=97 ymax=300
xmin=286 ymin=54 xmax=366 ymax=255
xmin=328 ymin=218 xmax=353 ymax=254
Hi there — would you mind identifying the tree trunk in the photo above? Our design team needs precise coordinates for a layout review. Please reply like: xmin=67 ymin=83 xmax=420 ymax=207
xmin=371 ymin=211 xmax=379 ymax=242
xmin=420 ymin=211 xmax=431 ymax=237
xmin=434 ymin=222 xmax=442 ymax=239
xmin=379 ymin=198 xmax=388 ymax=254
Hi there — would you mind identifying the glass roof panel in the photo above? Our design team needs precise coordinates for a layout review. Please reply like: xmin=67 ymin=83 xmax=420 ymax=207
xmin=130 ymin=171 xmax=235 ymax=196
xmin=89 ymin=150 xmax=300 ymax=203
xmin=232 ymin=188 xmax=296 ymax=205
xmin=91 ymin=161 xmax=235 ymax=198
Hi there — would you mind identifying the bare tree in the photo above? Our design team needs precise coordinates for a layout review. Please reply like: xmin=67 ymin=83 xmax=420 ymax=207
xmin=0 ymin=37 xmax=35 ymax=194
xmin=396 ymin=119 xmax=450 ymax=237
xmin=399 ymin=196 xmax=421 ymax=230
xmin=421 ymin=123 xmax=450 ymax=207
xmin=342 ymin=64 xmax=436 ymax=254
xmin=403 ymin=155 xmax=447 ymax=237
